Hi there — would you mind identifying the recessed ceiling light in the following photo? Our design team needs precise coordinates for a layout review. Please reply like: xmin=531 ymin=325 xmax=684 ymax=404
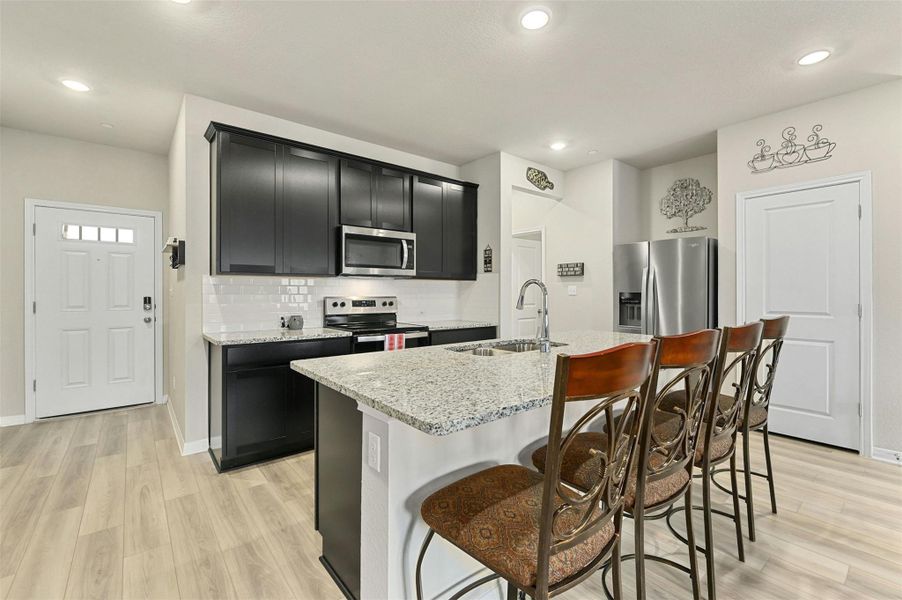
xmin=61 ymin=79 xmax=91 ymax=92
xmin=100 ymin=122 xmax=114 ymax=129
xmin=798 ymin=50 xmax=831 ymax=66
xmin=172 ymin=0 xmax=191 ymax=4
xmin=587 ymin=149 xmax=599 ymax=156
xmin=549 ymin=141 xmax=567 ymax=151
xmin=520 ymin=8 xmax=550 ymax=30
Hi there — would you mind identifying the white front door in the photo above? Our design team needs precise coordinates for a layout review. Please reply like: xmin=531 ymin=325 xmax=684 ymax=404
xmin=741 ymin=180 xmax=860 ymax=449
xmin=511 ymin=235 xmax=543 ymax=338
xmin=34 ymin=206 xmax=156 ymax=418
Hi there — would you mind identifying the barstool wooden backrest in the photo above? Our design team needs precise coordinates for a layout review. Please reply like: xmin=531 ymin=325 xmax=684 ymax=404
xmin=635 ymin=330 xmax=722 ymax=508
xmin=745 ymin=316 xmax=791 ymax=426
xmin=702 ymin=322 xmax=764 ymax=465
xmin=535 ymin=341 xmax=659 ymax=595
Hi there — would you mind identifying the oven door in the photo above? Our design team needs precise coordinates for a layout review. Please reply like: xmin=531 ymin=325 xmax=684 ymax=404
xmin=352 ymin=331 xmax=430 ymax=353
xmin=341 ymin=225 xmax=416 ymax=277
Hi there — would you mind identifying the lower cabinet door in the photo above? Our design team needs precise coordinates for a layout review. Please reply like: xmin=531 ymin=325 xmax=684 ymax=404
xmin=225 ymin=365 xmax=312 ymax=462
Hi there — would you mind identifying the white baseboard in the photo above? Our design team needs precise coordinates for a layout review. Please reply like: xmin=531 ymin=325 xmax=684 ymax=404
xmin=0 ymin=414 xmax=26 ymax=427
xmin=165 ymin=395 xmax=207 ymax=457
xmin=871 ymin=446 xmax=902 ymax=465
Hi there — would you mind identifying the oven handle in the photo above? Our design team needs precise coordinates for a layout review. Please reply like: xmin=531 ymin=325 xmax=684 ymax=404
xmin=356 ymin=331 xmax=429 ymax=343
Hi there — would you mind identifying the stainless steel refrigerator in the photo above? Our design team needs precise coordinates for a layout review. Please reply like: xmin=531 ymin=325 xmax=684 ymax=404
xmin=613 ymin=237 xmax=717 ymax=336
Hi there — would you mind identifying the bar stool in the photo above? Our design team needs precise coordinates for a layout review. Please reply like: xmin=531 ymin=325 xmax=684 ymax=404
xmin=415 ymin=341 xmax=659 ymax=600
xmin=531 ymin=329 xmax=722 ymax=600
xmin=712 ymin=316 xmax=790 ymax=542
xmin=662 ymin=322 xmax=764 ymax=600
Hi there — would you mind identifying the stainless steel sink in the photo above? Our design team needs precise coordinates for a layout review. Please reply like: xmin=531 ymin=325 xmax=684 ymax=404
xmin=452 ymin=339 xmax=566 ymax=356
xmin=493 ymin=341 xmax=544 ymax=353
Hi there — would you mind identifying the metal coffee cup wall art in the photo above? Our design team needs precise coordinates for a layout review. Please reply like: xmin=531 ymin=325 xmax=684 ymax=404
xmin=748 ymin=124 xmax=836 ymax=174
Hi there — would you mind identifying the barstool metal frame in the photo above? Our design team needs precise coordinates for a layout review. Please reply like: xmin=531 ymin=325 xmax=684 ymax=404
xmin=663 ymin=322 xmax=764 ymax=600
xmin=415 ymin=342 xmax=659 ymax=600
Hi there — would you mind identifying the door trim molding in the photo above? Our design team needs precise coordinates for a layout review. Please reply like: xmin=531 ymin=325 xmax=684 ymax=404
xmin=24 ymin=198 xmax=165 ymax=424
xmin=735 ymin=171 xmax=873 ymax=458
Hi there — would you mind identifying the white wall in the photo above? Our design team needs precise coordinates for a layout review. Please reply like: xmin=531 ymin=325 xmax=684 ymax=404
xmin=498 ymin=153 xmax=566 ymax=337
xmin=0 ymin=127 xmax=168 ymax=420
xmin=612 ymin=160 xmax=642 ymax=244
xmin=716 ymin=80 xmax=902 ymax=456
xmin=459 ymin=153 xmax=502 ymax=325
xmin=506 ymin=158 xmax=615 ymax=334
xmin=640 ymin=153 xmax=718 ymax=240
xmin=168 ymin=95 xmax=468 ymax=449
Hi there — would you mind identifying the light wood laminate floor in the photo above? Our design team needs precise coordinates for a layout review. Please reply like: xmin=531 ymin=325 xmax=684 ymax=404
xmin=1 ymin=403 xmax=900 ymax=599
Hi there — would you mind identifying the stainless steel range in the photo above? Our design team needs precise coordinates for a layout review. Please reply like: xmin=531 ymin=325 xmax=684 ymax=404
xmin=323 ymin=296 xmax=429 ymax=353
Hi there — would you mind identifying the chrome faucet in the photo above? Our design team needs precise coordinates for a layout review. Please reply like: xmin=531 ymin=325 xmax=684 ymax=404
xmin=516 ymin=278 xmax=550 ymax=352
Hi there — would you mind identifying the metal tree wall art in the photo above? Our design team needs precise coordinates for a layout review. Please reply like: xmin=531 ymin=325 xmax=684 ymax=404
xmin=660 ymin=177 xmax=713 ymax=233
xmin=748 ymin=124 xmax=836 ymax=174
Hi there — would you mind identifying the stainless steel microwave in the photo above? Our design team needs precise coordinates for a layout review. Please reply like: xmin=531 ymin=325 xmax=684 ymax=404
xmin=340 ymin=225 xmax=416 ymax=277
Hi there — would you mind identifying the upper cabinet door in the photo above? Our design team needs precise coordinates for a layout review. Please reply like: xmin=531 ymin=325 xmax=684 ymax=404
xmin=374 ymin=168 xmax=411 ymax=231
xmin=339 ymin=160 xmax=376 ymax=228
xmin=412 ymin=176 xmax=444 ymax=278
xmin=282 ymin=146 xmax=339 ymax=275
xmin=218 ymin=132 xmax=280 ymax=273
xmin=442 ymin=183 xmax=477 ymax=280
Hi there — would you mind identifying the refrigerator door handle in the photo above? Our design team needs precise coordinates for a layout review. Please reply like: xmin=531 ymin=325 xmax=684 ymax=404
xmin=650 ymin=268 xmax=658 ymax=336
xmin=640 ymin=266 xmax=649 ymax=334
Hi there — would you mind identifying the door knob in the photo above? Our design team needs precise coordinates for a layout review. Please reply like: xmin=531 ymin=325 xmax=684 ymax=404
xmin=144 ymin=317 xmax=152 ymax=323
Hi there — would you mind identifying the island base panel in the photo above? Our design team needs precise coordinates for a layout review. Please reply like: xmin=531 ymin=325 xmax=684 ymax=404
xmin=316 ymin=383 xmax=362 ymax=600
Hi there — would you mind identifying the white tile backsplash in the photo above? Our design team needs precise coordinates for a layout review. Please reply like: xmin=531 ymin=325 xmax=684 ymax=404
xmin=202 ymin=275 xmax=466 ymax=333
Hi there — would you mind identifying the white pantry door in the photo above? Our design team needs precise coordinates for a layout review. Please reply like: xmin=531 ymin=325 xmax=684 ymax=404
xmin=511 ymin=236 xmax=543 ymax=338
xmin=742 ymin=181 xmax=860 ymax=449
xmin=34 ymin=206 xmax=156 ymax=418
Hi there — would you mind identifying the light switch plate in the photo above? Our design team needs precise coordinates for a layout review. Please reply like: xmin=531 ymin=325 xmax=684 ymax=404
xmin=568 ymin=285 xmax=577 ymax=296
xmin=367 ymin=432 xmax=381 ymax=472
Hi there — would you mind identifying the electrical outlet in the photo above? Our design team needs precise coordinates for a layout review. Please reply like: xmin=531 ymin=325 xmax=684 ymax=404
xmin=367 ymin=432 xmax=382 ymax=472
xmin=568 ymin=285 xmax=577 ymax=296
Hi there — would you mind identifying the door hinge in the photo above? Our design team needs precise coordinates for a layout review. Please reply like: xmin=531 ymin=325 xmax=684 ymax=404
xmin=33 ymin=380 xmax=36 ymax=392
xmin=858 ymin=205 xmax=862 ymax=219
xmin=32 ymin=301 xmax=36 ymax=314
xmin=32 ymin=223 xmax=36 ymax=235
xmin=858 ymin=403 xmax=862 ymax=417
xmin=858 ymin=304 xmax=862 ymax=319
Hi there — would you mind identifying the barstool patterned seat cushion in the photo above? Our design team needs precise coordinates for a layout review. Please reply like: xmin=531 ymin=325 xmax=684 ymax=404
xmin=420 ymin=464 xmax=614 ymax=590
xmin=531 ymin=433 xmax=689 ymax=509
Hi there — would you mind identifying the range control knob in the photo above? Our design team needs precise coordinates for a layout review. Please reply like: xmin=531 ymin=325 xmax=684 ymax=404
xmin=340 ymin=301 xmax=346 ymax=307
xmin=388 ymin=301 xmax=394 ymax=306
xmin=331 ymin=301 xmax=338 ymax=307
xmin=382 ymin=301 xmax=388 ymax=307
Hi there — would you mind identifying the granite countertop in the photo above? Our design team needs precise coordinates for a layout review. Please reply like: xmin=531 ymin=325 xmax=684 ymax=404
xmin=416 ymin=320 xmax=498 ymax=331
xmin=291 ymin=330 xmax=650 ymax=436
xmin=203 ymin=328 xmax=352 ymax=346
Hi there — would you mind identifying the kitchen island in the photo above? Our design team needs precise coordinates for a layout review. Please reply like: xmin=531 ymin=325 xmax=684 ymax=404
xmin=291 ymin=330 xmax=648 ymax=600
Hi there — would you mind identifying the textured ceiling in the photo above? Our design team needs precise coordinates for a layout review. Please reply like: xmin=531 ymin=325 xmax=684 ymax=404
xmin=1 ymin=1 xmax=900 ymax=170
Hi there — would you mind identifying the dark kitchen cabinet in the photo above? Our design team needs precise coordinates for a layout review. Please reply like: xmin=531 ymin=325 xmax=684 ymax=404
xmin=412 ymin=176 xmax=478 ymax=280
xmin=374 ymin=167 xmax=411 ymax=231
xmin=216 ymin=131 xmax=280 ymax=273
xmin=430 ymin=327 xmax=497 ymax=346
xmin=411 ymin=177 xmax=444 ymax=278
xmin=339 ymin=160 xmax=377 ymax=228
xmin=210 ymin=125 xmax=338 ymax=276
xmin=443 ymin=183 xmax=477 ymax=279
xmin=208 ymin=336 xmax=351 ymax=471
xmin=282 ymin=147 xmax=339 ymax=274
xmin=207 ymin=122 xmax=476 ymax=279
xmin=340 ymin=160 xmax=412 ymax=232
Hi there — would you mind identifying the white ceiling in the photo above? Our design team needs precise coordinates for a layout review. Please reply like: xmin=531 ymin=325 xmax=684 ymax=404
xmin=2 ymin=1 xmax=900 ymax=170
